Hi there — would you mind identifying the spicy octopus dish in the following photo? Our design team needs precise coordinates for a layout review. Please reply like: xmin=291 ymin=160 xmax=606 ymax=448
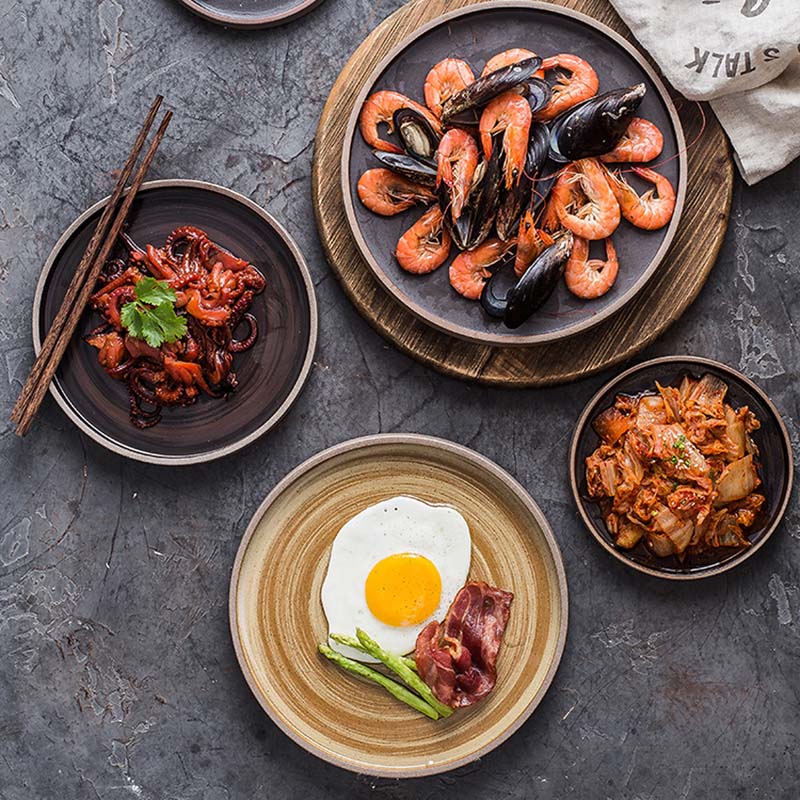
xmin=85 ymin=226 xmax=265 ymax=428
xmin=356 ymin=48 xmax=675 ymax=330
xmin=585 ymin=373 xmax=766 ymax=563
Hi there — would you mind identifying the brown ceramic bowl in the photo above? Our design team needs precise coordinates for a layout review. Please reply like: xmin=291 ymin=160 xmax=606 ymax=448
xmin=176 ymin=0 xmax=325 ymax=28
xmin=32 ymin=180 xmax=317 ymax=465
xmin=341 ymin=1 xmax=687 ymax=346
xmin=230 ymin=434 xmax=568 ymax=776
xmin=569 ymin=356 xmax=793 ymax=580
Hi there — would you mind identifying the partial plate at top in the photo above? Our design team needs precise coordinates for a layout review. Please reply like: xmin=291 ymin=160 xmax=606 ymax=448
xmin=33 ymin=180 xmax=317 ymax=465
xmin=230 ymin=434 xmax=568 ymax=776
xmin=342 ymin=1 xmax=687 ymax=346
xmin=176 ymin=0 xmax=325 ymax=28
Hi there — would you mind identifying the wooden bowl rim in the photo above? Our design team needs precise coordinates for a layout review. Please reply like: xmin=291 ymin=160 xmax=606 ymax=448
xmin=568 ymin=355 xmax=794 ymax=580
xmin=229 ymin=432 xmax=570 ymax=776
xmin=31 ymin=178 xmax=318 ymax=466
xmin=339 ymin=0 xmax=688 ymax=347
xmin=175 ymin=0 xmax=326 ymax=29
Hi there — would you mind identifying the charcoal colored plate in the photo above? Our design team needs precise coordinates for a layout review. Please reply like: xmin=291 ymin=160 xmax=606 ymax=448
xmin=569 ymin=356 xmax=793 ymax=580
xmin=32 ymin=180 xmax=317 ymax=465
xmin=342 ymin=1 xmax=687 ymax=346
xmin=176 ymin=0 xmax=325 ymax=28
xmin=230 ymin=434 xmax=568 ymax=776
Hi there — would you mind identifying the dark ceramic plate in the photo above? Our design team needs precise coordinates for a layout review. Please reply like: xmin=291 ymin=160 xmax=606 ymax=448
xmin=569 ymin=356 xmax=793 ymax=580
xmin=176 ymin=0 xmax=325 ymax=28
xmin=341 ymin=1 xmax=687 ymax=346
xmin=33 ymin=180 xmax=317 ymax=465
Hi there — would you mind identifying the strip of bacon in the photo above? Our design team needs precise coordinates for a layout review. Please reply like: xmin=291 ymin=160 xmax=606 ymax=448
xmin=414 ymin=580 xmax=513 ymax=708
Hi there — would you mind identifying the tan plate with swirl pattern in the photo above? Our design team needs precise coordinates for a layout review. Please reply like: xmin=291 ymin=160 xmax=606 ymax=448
xmin=229 ymin=434 xmax=568 ymax=777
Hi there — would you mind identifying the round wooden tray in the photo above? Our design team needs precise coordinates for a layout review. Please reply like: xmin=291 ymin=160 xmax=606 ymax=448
xmin=312 ymin=0 xmax=733 ymax=387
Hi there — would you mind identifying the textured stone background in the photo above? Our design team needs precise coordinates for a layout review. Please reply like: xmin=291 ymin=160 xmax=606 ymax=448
xmin=0 ymin=0 xmax=798 ymax=798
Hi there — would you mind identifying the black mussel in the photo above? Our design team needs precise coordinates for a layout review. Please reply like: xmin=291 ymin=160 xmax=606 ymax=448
xmin=464 ymin=132 xmax=503 ymax=248
xmin=496 ymin=123 xmax=550 ymax=240
xmin=549 ymin=84 xmax=646 ymax=162
xmin=371 ymin=150 xmax=438 ymax=186
xmin=526 ymin=78 xmax=552 ymax=114
xmin=393 ymin=107 xmax=440 ymax=160
xmin=505 ymin=233 xmax=573 ymax=328
xmin=480 ymin=262 xmax=517 ymax=319
xmin=441 ymin=57 xmax=543 ymax=122
xmin=531 ymin=156 xmax=561 ymax=212
xmin=480 ymin=233 xmax=573 ymax=327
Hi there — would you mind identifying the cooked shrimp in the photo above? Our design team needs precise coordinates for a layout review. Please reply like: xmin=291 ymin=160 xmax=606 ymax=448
xmin=359 ymin=90 xmax=442 ymax=153
xmin=436 ymin=129 xmax=479 ymax=221
xmin=534 ymin=53 xmax=599 ymax=121
xmin=395 ymin=206 xmax=451 ymax=274
xmin=553 ymin=158 xmax=620 ymax=240
xmin=449 ymin=237 xmax=516 ymax=299
xmin=515 ymin=210 xmax=554 ymax=276
xmin=357 ymin=168 xmax=435 ymax=216
xmin=482 ymin=48 xmax=545 ymax=79
xmin=565 ymin=236 xmax=619 ymax=299
xmin=540 ymin=164 xmax=575 ymax=232
xmin=600 ymin=118 xmax=664 ymax=163
xmin=424 ymin=58 xmax=475 ymax=119
xmin=604 ymin=166 xmax=676 ymax=230
xmin=479 ymin=92 xmax=532 ymax=189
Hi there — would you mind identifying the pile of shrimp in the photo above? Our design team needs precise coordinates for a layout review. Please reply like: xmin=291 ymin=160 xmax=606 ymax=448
xmin=357 ymin=48 xmax=676 ymax=309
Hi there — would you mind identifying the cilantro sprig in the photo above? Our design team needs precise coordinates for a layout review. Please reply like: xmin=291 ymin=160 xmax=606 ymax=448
xmin=120 ymin=277 xmax=187 ymax=348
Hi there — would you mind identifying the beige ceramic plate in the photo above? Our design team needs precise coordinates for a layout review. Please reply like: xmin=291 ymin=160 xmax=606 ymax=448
xmin=230 ymin=434 xmax=568 ymax=776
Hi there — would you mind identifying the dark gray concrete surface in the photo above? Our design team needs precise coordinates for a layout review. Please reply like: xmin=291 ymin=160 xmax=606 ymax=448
xmin=1 ymin=1 xmax=798 ymax=798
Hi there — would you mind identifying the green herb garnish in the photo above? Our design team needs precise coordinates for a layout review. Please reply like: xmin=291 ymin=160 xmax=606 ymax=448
xmin=670 ymin=455 xmax=678 ymax=465
xmin=120 ymin=277 xmax=187 ymax=348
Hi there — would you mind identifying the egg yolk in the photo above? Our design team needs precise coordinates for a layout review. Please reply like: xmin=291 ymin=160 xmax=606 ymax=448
xmin=365 ymin=553 xmax=442 ymax=627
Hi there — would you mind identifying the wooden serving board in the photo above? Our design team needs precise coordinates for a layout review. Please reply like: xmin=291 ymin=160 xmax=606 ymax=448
xmin=312 ymin=0 xmax=733 ymax=387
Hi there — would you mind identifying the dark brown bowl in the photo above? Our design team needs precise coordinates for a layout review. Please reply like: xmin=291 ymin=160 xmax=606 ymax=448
xmin=569 ymin=356 xmax=793 ymax=580
xmin=176 ymin=0 xmax=325 ymax=29
xmin=341 ymin=1 xmax=687 ymax=346
xmin=32 ymin=180 xmax=317 ymax=466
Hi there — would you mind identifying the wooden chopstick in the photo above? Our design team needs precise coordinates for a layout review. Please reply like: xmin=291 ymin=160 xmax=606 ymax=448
xmin=14 ymin=106 xmax=173 ymax=437
xmin=11 ymin=95 xmax=164 ymax=425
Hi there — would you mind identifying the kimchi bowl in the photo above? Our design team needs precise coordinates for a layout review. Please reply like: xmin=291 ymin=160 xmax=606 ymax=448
xmin=569 ymin=356 xmax=793 ymax=580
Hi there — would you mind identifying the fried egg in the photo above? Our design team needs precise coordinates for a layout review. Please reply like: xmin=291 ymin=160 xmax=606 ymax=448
xmin=321 ymin=496 xmax=471 ymax=662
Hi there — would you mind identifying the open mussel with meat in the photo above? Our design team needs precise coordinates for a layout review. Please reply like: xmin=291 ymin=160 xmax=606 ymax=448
xmin=480 ymin=232 xmax=573 ymax=328
xmin=549 ymin=83 xmax=646 ymax=162
xmin=441 ymin=56 xmax=542 ymax=122
xmin=393 ymin=107 xmax=441 ymax=160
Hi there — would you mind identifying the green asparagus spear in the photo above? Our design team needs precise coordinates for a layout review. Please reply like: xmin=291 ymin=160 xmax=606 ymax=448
xmin=318 ymin=644 xmax=439 ymax=721
xmin=329 ymin=633 xmax=418 ymax=673
xmin=355 ymin=628 xmax=453 ymax=718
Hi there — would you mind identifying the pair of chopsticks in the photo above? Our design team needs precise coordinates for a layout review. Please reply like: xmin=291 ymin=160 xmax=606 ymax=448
xmin=11 ymin=96 xmax=172 ymax=437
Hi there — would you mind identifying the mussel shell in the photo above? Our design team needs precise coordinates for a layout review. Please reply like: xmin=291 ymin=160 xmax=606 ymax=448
xmin=549 ymin=83 xmax=646 ymax=162
xmin=526 ymin=78 xmax=553 ymax=114
xmin=393 ymin=107 xmax=440 ymax=160
xmin=531 ymin=156 xmax=561 ymax=212
xmin=504 ymin=233 xmax=573 ymax=328
xmin=464 ymin=132 xmax=504 ymax=248
xmin=441 ymin=56 xmax=543 ymax=122
xmin=371 ymin=150 xmax=438 ymax=186
xmin=496 ymin=123 xmax=550 ymax=240
xmin=480 ymin=261 xmax=516 ymax=318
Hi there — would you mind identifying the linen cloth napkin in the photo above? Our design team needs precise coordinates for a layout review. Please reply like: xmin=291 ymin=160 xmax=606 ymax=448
xmin=606 ymin=0 xmax=800 ymax=184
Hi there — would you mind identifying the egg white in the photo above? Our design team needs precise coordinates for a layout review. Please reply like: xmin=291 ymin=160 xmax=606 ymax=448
xmin=321 ymin=495 xmax=471 ymax=662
